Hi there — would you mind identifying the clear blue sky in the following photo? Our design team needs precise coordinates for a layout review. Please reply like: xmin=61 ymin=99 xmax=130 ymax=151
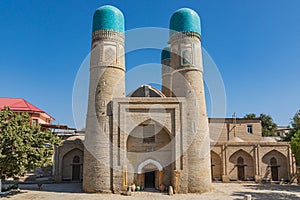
xmin=0 ymin=0 xmax=299 ymax=128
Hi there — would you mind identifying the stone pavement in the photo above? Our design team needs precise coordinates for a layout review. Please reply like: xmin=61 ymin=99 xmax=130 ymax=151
xmin=3 ymin=182 xmax=300 ymax=200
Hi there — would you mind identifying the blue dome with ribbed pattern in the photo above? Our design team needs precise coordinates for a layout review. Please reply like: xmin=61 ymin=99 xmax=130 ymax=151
xmin=92 ymin=5 xmax=124 ymax=33
xmin=161 ymin=45 xmax=170 ymax=61
xmin=169 ymin=8 xmax=201 ymax=36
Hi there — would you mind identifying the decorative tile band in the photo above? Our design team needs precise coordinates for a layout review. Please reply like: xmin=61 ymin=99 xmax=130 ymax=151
xmin=169 ymin=32 xmax=200 ymax=43
xmin=92 ymin=30 xmax=124 ymax=44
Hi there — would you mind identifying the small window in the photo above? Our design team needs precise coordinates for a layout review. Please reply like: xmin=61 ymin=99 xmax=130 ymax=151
xmin=32 ymin=119 xmax=38 ymax=126
xmin=143 ymin=124 xmax=155 ymax=144
xmin=277 ymin=131 xmax=281 ymax=136
xmin=237 ymin=157 xmax=244 ymax=165
xmin=73 ymin=156 xmax=80 ymax=163
xmin=270 ymin=157 xmax=277 ymax=166
xmin=247 ymin=125 xmax=253 ymax=134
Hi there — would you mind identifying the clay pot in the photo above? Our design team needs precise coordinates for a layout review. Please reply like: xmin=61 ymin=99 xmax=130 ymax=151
xmin=136 ymin=185 xmax=140 ymax=191
xmin=131 ymin=183 xmax=136 ymax=192
xmin=159 ymin=183 xmax=165 ymax=192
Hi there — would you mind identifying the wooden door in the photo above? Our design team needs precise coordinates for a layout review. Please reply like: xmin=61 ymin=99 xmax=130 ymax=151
xmin=144 ymin=171 xmax=155 ymax=188
xmin=72 ymin=165 xmax=80 ymax=181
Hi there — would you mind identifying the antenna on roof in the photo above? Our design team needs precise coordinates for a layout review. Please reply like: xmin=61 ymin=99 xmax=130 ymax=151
xmin=233 ymin=112 xmax=237 ymax=137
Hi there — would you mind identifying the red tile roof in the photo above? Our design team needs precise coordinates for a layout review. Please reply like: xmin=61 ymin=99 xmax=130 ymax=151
xmin=0 ymin=98 xmax=54 ymax=120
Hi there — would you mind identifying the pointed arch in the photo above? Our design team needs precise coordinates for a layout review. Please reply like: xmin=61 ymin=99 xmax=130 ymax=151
xmin=262 ymin=149 xmax=287 ymax=165
xmin=211 ymin=151 xmax=222 ymax=180
xmin=137 ymin=159 xmax=163 ymax=174
xmin=62 ymin=148 xmax=83 ymax=160
xmin=228 ymin=149 xmax=254 ymax=180
xmin=127 ymin=84 xmax=166 ymax=97
xmin=127 ymin=119 xmax=172 ymax=153
xmin=237 ymin=157 xmax=244 ymax=165
xmin=262 ymin=149 xmax=288 ymax=181
xmin=62 ymin=148 xmax=83 ymax=181
xmin=270 ymin=157 xmax=277 ymax=166
xmin=127 ymin=118 xmax=172 ymax=139
xmin=229 ymin=149 xmax=253 ymax=163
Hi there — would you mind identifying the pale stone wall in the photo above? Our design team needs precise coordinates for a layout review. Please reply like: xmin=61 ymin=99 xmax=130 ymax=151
xmin=111 ymin=97 xmax=186 ymax=192
xmin=211 ymin=151 xmax=222 ymax=179
xmin=62 ymin=148 xmax=83 ymax=180
xmin=170 ymin=32 xmax=211 ymax=193
xmin=54 ymin=137 xmax=84 ymax=181
xmin=209 ymin=118 xmax=262 ymax=142
xmin=127 ymin=121 xmax=172 ymax=187
xmin=127 ymin=125 xmax=171 ymax=152
xmin=228 ymin=149 xmax=254 ymax=180
xmin=83 ymin=29 xmax=125 ymax=193
xmin=211 ymin=142 xmax=294 ymax=182
xmin=161 ymin=58 xmax=172 ymax=97
xmin=261 ymin=149 xmax=288 ymax=180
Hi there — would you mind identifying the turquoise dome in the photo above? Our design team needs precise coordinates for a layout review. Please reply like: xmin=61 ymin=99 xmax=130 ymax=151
xmin=92 ymin=5 xmax=124 ymax=33
xmin=161 ymin=45 xmax=170 ymax=61
xmin=169 ymin=8 xmax=201 ymax=36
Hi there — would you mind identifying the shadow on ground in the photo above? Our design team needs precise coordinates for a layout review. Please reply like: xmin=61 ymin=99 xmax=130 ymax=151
xmin=18 ymin=183 xmax=83 ymax=193
xmin=232 ymin=184 xmax=300 ymax=200
xmin=0 ymin=191 xmax=27 ymax=198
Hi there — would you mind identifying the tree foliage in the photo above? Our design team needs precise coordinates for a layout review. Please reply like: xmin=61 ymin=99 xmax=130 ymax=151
xmin=244 ymin=113 xmax=257 ymax=119
xmin=244 ymin=113 xmax=277 ymax=136
xmin=0 ymin=107 xmax=61 ymax=178
xmin=285 ymin=110 xmax=300 ymax=141
xmin=291 ymin=130 xmax=300 ymax=165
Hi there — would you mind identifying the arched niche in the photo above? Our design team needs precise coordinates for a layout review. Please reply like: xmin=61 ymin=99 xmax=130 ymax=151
xmin=229 ymin=149 xmax=254 ymax=181
xmin=262 ymin=150 xmax=288 ymax=181
xmin=62 ymin=148 xmax=83 ymax=181
xmin=127 ymin=119 xmax=172 ymax=153
xmin=211 ymin=151 xmax=222 ymax=180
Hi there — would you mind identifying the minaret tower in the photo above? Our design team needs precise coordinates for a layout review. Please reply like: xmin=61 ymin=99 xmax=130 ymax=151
xmin=169 ymin=8 xmax=212 ymax=193
xmin=83 ymin=5 xmax=125 ymax=193
xmin=161 ymin=45 xmax=172 ymax=96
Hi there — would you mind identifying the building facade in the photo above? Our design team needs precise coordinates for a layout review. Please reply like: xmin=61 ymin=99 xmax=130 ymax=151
xmin=55 ymin=118 xmax=296 ymax=185
xmin=210 ymin=118 xmax=295 ymax=182
xmin=0 ymin=97 xmax=54 ymax=125
xmin=54 ymin=5 xmax=296 ymax=194
xmin=81 ymin=5 xmax=211 ymax=194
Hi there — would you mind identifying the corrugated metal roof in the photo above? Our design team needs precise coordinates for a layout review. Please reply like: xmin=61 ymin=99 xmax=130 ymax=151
xmin=0 ymin=97 xmax=54 ymax=120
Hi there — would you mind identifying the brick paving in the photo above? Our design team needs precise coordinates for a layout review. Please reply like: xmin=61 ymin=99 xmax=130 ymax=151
xmin=3 ymin=182 xmax=300 ymax=200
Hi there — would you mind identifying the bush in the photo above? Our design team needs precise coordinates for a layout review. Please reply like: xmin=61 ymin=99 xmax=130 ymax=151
xmin=1 ymin=183 xmax=19 ymax=192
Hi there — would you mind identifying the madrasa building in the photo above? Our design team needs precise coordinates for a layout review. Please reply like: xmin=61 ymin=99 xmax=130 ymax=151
xmin=53 ymin=5 xmax=296 ymax=193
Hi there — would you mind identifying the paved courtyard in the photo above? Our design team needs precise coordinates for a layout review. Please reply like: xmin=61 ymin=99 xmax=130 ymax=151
xmin=2 ymin=182 xmax=300 ymax=200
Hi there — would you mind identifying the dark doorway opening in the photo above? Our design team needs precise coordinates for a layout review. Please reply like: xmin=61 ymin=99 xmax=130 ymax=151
xmin=144 ymin=171 xmax=155 ymax=188
xmin=238 ymin=166 xmax=245 ymax=180
xmin=271 ymin=166 xmax=279 ymax=181
xmin=237 ymin=157 xmax=245 ymax=181
xmin=72 ymin=165 xmax=80 ymax=181
xmin=270 ymin=157 xmax=279 ymax=181
xmin=72 ymin=156 xmax=81 ymax=181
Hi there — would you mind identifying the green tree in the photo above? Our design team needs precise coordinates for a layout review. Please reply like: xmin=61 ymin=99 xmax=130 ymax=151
xmin=244 ymin=113 xmax=277 ymax=136
xmin=0 ymin=107 xmax=61 ymax=179
xmin=244 ymin=113 xmax=257 ymax=119
xmin=291 ymin=130 xmax=300 ymax=165
xmin=285 ymin=110 xmax=300 ymax=141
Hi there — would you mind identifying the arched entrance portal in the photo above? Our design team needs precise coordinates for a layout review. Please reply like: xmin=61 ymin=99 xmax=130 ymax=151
xmin=138 ymin=159 xmax=163 ymax=189
xmin=62 ymin=148 xmax=83 ymax=181
xmin=229 ymin=150 xmax=254 ymax=181
xmin=144 ymin=171 xmax=155 ymax=188
xmin=262 ymin=150 xmax=288 ymax=181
